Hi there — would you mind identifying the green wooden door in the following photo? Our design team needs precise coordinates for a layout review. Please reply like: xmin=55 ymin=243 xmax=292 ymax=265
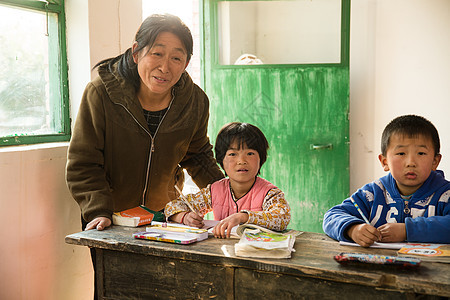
xmin=201 ymin=0 xmax=350 ymax=233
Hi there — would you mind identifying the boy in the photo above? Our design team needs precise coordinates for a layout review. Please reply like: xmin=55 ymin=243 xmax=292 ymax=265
xmin=323 ymin=115 xmax=450 ymax=246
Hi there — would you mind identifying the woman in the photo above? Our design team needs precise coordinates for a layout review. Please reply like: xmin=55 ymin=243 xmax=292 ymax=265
xmin=66 ymin=14 xmax=224 ymax=232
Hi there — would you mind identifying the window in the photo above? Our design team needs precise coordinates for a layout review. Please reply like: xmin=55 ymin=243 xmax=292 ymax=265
xmin=218 ymin=0 xmax=342 ymax=65
xmin=0 ymin=0 xmax=69 ymax=146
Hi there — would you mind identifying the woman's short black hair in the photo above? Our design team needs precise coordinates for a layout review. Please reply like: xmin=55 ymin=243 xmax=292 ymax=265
xmin=215 ymin=122 xmax=269 ymax=175
xmin=94 ymin=14 xmax=193 ymax=90
xmin=381 ymin=115 xmax=440 ymax=156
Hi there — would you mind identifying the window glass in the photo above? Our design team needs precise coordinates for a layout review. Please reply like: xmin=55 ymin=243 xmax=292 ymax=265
xmin=218 ymin=0 xmax=342 ymax=65
xmin=0 ymin=2 xmax=68 ymax=146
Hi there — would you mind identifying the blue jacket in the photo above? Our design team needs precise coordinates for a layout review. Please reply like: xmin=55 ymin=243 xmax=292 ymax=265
xmin=323 ymin=170 xmax=450 ymax=243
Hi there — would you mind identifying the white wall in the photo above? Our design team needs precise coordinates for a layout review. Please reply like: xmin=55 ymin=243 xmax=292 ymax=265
xmin=0 ymin=1 xmax=448 ymax=299
xmin=67 ymin=0 xmax=142 ymax=120
xmin=349 ymin=0 xmax=450 ymax=192
xmin=0 ymin=144 xmax=91 ymax=300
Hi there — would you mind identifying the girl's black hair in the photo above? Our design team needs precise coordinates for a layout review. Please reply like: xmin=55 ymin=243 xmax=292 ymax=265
xmin=93 ymin=14 xmax=193 ymax=90
xmin=215 ymin=122 xmax=269 ymax=175
xmin=381 ymin=115 xmax=440 ymax=156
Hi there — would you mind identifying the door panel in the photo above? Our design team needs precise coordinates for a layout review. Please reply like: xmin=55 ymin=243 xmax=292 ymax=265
xmin=201 ymin=0 xmax=350 ymax=233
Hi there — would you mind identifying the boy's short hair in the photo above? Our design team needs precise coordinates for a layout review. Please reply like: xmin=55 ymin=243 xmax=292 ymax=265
xmin=215 ymin=122 xmax=269 ymax=174
xmin=381 ymin=115 xmax=440 ymax=156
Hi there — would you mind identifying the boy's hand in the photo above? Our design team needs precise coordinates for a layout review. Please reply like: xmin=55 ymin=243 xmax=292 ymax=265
xmin=213 ymin=212 xmax=249 ymax=239
xmin=378 ymin=223 xmax=406 ymax=242
xmin=347 ymin=223 xmax=382 ymax=247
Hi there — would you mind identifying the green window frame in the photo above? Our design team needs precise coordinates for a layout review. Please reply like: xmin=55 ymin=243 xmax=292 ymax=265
xmin=0 ymin=0 xmax=70 ymax=146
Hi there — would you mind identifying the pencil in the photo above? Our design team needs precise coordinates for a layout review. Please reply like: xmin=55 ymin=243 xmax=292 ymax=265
xmin=349 ymin=197 xmax=371 ymax=225
xmin=174 ymin=185 xmax=196 ymax=213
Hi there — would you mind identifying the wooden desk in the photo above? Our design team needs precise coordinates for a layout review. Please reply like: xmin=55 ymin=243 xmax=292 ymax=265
xmin=65 ymin=226 xmax=449 ymax=299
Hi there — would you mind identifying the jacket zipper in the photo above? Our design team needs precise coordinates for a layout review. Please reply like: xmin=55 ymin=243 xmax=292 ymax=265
xmin=116 ymin=93 xmax=175 ymax=206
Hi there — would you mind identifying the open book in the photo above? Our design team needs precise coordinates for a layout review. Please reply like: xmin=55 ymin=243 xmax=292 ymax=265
xmin=234 ymin=224 xmax=301 ymax=259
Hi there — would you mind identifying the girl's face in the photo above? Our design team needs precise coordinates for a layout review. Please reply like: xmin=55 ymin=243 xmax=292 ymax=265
xmin=223 ymin=141 xmax=260 ymax=189
xmin=378 ymin=133 xmax=441 ymax=196
xmin=132 ymin=31 xmax=189 ymax=98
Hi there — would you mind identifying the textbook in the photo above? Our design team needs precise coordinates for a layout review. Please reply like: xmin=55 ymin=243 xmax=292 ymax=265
xmin=234 ymin=224 xmax=300 ymax=259
xmin=140 ymin=206 xmax=166 ymax=222
xmin=133 ymin=221 xmax=209 ymax=244
xmin=112 ymin=205 xmax=154 ymax=227
xmin=397 ymin=243 xmax=450 ymax=263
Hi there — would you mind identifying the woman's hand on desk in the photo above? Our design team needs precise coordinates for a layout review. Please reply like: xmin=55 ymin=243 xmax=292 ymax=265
xmin=85 ymin=217 xmax=112 ymax=231
xmin=347 ymin=223 xmax=382 ymax=247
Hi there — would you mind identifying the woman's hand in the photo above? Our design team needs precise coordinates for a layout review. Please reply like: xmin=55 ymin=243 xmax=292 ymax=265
xmin=85 ymin=217 xmax=112 ymax=231
xmin=347 ymin=223 xmax=381 ymax=247
xmin=213 ymin=212 xmax=249 ymax=239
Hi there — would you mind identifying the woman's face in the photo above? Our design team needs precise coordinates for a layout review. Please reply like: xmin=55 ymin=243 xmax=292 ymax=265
xmin=133 ymin=31 xmax=189 ymax=97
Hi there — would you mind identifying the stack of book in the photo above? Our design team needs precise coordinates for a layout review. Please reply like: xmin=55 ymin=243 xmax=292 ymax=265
xmin=234 ymin=224 xmax=301 ymax=259
xmin=112 ymin=205 xmax=155 ymax=227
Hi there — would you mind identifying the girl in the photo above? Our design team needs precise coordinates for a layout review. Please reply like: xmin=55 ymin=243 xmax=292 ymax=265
xmin=165 ymin=122 xmax=291 ymax=238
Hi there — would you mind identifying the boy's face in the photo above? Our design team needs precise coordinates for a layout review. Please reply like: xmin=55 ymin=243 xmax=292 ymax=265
xmin=378 ymin=133 xmax=441 ymax=196
xmin=223 ymin=141 xmax=260 ymax=190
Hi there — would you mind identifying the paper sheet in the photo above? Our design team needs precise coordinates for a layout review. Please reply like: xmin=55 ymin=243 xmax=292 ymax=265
xmin=339 ymin=240 xmax=407 ymax=250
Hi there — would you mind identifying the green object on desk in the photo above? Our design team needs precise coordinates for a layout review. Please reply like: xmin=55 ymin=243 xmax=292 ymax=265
xmin=139 ymin=205 xmax=165 ymax=222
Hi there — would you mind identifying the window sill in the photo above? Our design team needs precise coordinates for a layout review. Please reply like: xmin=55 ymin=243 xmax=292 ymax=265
xmin=0 ymin=142 xmax=69 ymax=153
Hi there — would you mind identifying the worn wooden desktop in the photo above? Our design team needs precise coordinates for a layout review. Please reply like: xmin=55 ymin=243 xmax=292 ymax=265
xmin=65 ymin=226 xmax=449 ymax=299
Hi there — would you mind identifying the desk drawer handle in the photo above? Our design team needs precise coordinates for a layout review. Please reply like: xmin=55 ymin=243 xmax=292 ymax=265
xmin=310 ymin=144 xmax=333 ymax=150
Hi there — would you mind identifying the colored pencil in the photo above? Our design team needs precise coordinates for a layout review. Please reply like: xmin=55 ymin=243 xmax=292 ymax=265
xmin=350 ymin=197 xmax=371 ymax=225
xmin=174 ymin=185 xmax=196 ymax=213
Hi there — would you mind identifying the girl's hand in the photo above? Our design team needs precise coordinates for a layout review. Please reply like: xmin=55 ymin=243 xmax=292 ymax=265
xmin=378 ymin=223 xmax=406 ymax=242
xmin=85 ymin=217 xmax=112 ymax=231
xmin=347 ymin=223 xmax=382 ymax=247
xmin=213 ymin=212 xmax=249 ymax=239
xmin=178 ymin=211 xmax=204 ymax=228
